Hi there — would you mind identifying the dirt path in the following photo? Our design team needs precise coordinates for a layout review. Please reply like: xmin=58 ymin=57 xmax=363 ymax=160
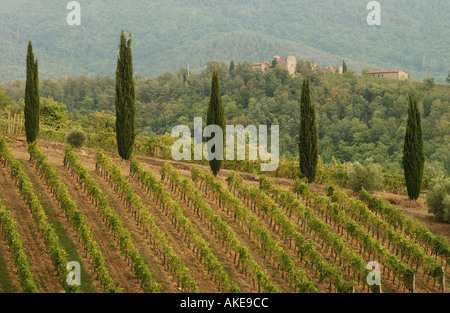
xmin=0 ymin=165 xmax=64 ymax=293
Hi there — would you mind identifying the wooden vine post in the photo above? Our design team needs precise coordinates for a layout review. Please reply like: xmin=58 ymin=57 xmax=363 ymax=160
xmin=442 ymin=267 xmax=445 ymax=293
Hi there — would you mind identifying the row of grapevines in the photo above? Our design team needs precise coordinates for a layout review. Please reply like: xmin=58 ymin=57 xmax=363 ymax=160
xmin=328 ymin=185 xmax=444 ymax=279
xmin=27 ymin=143 xmax=121 ymax=293
xmin=125 ymin=156 xmax=239 ymax=293
xmin=0 ymin=199 xmax=39 ymax=293
xmin=360 ymin=189 xmax=449 ymax=266
xmin=61 ymin=147 xmax=160 ymax=293
xmin=189 ymin=166 xmax=318 ymax=293
xmin=68 ymin=148 xmax=199 ymax=292
xmin=227 ymin=172 xmax=354 ymax=293
xmin=293 ymin=180 xmax=417 ymax=292
xmin=0 ymin=137 xmax=78 ymax=292
xmin=258 ymin=176 xmax=368 ymax=286
xmin=160 ymin=162 xmax=278 ymax=293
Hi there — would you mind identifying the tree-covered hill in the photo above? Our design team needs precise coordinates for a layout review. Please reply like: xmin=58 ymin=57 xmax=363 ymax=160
xmin=2 ymin=62 xmax=449 ymax=176
xmin=1 ymin=0 xmax=449 ymax=82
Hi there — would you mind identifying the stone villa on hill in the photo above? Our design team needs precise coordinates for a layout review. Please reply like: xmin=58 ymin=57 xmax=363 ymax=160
xmin=236 ymin=55 xmax=297 ymax=76
xmin=249 ymin=61 xmax=271 ymax=73
xmin=369 ymin=69 xmax=409 ymax=80
xmin=322 ymin=65 xmax=343 ymax=74
xmin=272 ymin=55 xmax=297 ymax=76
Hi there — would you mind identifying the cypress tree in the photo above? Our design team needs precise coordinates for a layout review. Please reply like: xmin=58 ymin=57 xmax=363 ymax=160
xmin=24 ymin=41 xmax=40 ymax=143
xmin=299 ymin=77 xmax=318 ymax=182
xmin=206 ymin=68 xmax=225 ymax=176
xmin=402 ymin=95 xmax=425 ymax=200
xmin=229 ymin=60 xmax=235 ymax=74
xmin=272 ymin=57 xmax=278 ymax=67
xmin=342 ymin=60 xmax=347 ymax=73
xmin=115 ymin=30 xmax=136 ymax=160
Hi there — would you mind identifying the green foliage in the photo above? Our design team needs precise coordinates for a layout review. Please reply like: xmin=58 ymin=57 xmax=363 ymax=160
xmin=229 ymin=60 xmax=234 ymax=74
xmin=66 ymin=129 xmax=86 ymax=148
xmin=0 ymin=200 xmax=39 ymax=293
xmin=271 ymin=57 xmax=278 ymax=67
xmin=361 ymin=68 xmax=371 ymax=76
xmin=40 ymin=97 xmax=67 ymax=130
xmin=0 ymin=139 xmax=80 ymax=293
xmin=426 ymin=177 xmax=450 ymax=223
xmin=299 ymin=77 xmax=318 ymax=182
xmin=348 ymin=159 xmax=382 ymax=192
xmin=206 ymin=68 xmax=225 ymax=176
xmin=3 ymin=62 xmax=449 ymax=176
xmin=0 ymin=85 xmax=15 ymax=111
xmin=70 ymin=111 xmax=115 ymax=134
xmin=360 ymin=188 xmax=450 ymax=265
xmin=24 ymin=41 xmax=39 ymax=143
xmin=30 ymin=144 xmax=121 ymax=293
xmin=423 ymin=77 xmax=436 ymax=90
xmin=196 ymin=167 xmax=318 ymax=293
xmin=115 ymin=31 xmax=136 ymax=160
xmin=402 ymin=95 xmax=425 ymax=200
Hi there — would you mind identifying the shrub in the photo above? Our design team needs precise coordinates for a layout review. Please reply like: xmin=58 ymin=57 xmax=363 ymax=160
xmin=426 ymin=177 xmax=450 ymax=223
xmin=348 ymin=159 xmax=382 ymax=192
xmin=66 ymin=129 xmax=86 ymax=148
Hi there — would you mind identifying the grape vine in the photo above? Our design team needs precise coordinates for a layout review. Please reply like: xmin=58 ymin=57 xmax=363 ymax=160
xmin=189 ymin=165 xmax=319 ymax=293
xmin=60 ymin=146 xmax=161 ymax=293
xmin=227 ymin=172 xmax=355 ymax=293
xmin=0 ymin=137 xmax=79 ymax=293
xmin=258 ymin=176 xmax=368 ymax=289
xmin=160 ymin=162 xmax=278 ymax=293
xmin=0 ymin=199 xmax=40 ymax=293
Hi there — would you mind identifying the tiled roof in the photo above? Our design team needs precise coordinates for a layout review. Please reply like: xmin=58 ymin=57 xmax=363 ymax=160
xmin=369 ymin=69 xmax=405 ymax=74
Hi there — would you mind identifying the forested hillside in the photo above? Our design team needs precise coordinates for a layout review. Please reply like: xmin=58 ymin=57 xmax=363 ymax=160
xmin=1 ymin=0 xmax=449 ymax=82
xmin=2 ymin=62 xmax=449 ymax=176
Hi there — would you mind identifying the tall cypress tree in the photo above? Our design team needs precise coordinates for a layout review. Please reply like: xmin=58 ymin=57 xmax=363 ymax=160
xmin=342 ymin=60 xmax=347 ymax=73
xmin=299 ymin=77 xmax=318 ymax=182
xmin=115 ymin=30 xmax=136 ymax=160
xmin=206 ymin=68 xmax=225 ymax=176
xmin=272 ymin=57 xmax=278 ymax=67
xmin=402 ymin=95 xmax=425 ymax=200
xmin=229 ymin=60 xmax=235 ymax=74
xmin=24 ymin=41 xmax=40 ymax=143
